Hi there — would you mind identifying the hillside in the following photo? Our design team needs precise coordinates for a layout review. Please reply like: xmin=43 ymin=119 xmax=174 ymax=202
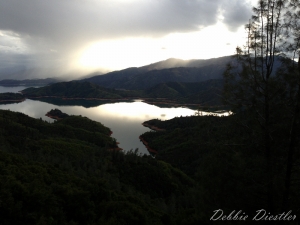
xmin=145 ymin=79 xmax=224 ymax=106
xmin=140 ymin=55 xmax=232 ymax=71
xmin=140 ymin=112 xmax=300 ymax=220
xmin=81 ymin=67 xmax=147 ymax=89
xmin=82 ymin=56 xmax=232 ymax=90
xmin=81 ymin=55 xmax=287 ymax=91
xmin=21 ymin=81 xmax=141 ymax=99
xmin=0 ymin=109 xmax=203 ymax=224
xmin=118 ymin=66 xmax=225 ymax=90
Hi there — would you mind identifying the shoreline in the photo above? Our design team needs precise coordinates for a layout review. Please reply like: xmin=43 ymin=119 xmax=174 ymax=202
xmin=0 ymin=98 xmax=25 ymax=103
xmin=139 ymin=136 xmax=158 ymax=155
xmin=142 ymin=122 xmax=166 ymax=132
xmin=45 ymin=113 xmax=63 ymax=120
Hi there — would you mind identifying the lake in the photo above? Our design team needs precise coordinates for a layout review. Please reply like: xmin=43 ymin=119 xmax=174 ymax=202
xmin=0 ymin=86 xmax=199 ymax=154
xmin=0 ymin=85 xmax=229 ymax=154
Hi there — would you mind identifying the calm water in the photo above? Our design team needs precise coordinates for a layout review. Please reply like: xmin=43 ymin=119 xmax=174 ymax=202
xmin=0 ymin=86 xmax=203 ymax=154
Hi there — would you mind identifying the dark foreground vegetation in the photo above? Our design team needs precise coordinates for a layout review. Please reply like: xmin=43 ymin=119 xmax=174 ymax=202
xmin=1 ymin=107 xmax=299 ymax=224
xmin=0 ymin=109 xmax=206 ymax=225
xmin=141 ymin=112 xmax=300 ymax=224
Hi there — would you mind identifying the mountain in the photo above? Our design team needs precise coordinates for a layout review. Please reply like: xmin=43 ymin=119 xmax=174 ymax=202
xmin=81 ymin=67 xmax=146 ymax=89
xmin=140 ymin=55 xmax=232 ymax=71
xmin=82 ymin=56 xmax=232 ymax=90
xmin=145 ymin=79 xmax=224 ymax=106
xmin=119 ymin=66 xmax=225 ymax=90
xmin=82 ymin=55 xmax=289 ymax=91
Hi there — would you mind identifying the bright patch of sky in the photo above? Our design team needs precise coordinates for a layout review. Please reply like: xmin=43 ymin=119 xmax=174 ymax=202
xmin=78 ymin=23 xmax=246 ymax=70
xmin=0 ymin=0 xmax=257 ymax=78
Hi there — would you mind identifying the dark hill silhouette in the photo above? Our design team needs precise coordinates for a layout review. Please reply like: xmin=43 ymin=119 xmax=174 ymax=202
xmin=122 ymin=66 xmax=226 ymax=90
xmin=82 ymin=56 xmax=232 ymax=90
xmin=145 ymin=79 xmax=223 ymax=105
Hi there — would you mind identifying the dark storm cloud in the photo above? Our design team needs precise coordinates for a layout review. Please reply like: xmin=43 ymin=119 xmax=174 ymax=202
xmin=221 ymin=0 xmax=253 ymax=31
xmin=0 ymin=0 xmax=253 ymax=78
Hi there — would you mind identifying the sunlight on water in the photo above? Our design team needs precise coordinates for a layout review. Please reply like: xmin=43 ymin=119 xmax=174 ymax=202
xmin=0 ymin=99 xmax=198 ymax=154
xmin=0 ymin=88 xmax=230 ymax=155
xmin=95 ymin=101 xmax=195 ymax=120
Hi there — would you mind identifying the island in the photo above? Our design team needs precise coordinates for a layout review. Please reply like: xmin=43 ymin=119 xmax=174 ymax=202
xmin=46 ymin=108 xmax=69 ymax=120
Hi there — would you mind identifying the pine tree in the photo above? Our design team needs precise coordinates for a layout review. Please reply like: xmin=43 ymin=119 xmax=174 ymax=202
xmin=223 ymin=0 xmax=293 ymax=212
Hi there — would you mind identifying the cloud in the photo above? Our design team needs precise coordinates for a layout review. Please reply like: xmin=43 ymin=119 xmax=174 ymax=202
xmin=0 ymin=0 xmax=253 ymax=78
xmin=221 ymin=0 xmax=253 ymax=31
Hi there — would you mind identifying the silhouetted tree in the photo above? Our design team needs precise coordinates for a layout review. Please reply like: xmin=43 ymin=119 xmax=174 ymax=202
xmin=223 ymin=0 xmax=294 ymax=212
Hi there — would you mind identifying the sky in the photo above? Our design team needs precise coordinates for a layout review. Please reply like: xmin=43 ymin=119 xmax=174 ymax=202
xmin=0 ymin=0 xmax=256 ymax=79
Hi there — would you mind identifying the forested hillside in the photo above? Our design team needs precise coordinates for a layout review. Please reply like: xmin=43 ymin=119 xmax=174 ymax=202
xmin=145 ymin=79 xmax=223 ymax=106
xmin=0 ymin=109 xmax=207 ymax=225
xmin=1 ymin=105 xmax=299 ymax=224
xmin=83 ymin=66 xmax=226 ymax=90
xmin=141 ymin=112 xmax=300 ymax=222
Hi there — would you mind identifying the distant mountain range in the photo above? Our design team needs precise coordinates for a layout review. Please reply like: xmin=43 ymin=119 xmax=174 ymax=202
xmin=0 ymin=55 xmax=285 ymax=91
xmin=3 ymin=55 xmax=288 ymax=107
xmin=82 ymin=56 xmax=232 ymax=90
xmin=17 ymin=56 xmax=240 ymax=107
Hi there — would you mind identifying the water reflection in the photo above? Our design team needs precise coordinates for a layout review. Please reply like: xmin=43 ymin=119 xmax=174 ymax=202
xmin=0 ymin=85 xmax=229 ymax=154
xmin=0 ymin=99 xmax=196 ymax=155
xmin=97 ymin=101 xmax=195 ymax=120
